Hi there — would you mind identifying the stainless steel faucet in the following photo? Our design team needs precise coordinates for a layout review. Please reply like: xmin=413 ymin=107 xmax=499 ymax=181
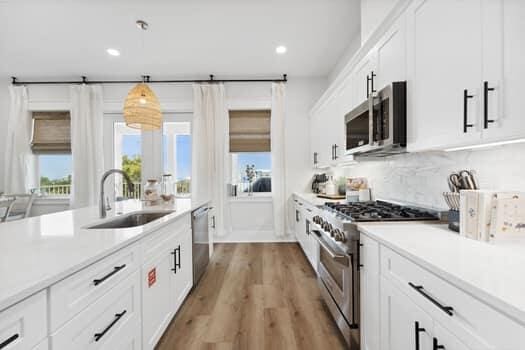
xmin=100 ymin=169 xmax=134 ymax=218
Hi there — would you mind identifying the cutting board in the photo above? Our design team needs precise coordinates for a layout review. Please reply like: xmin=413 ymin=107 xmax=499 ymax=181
xmin=317 ymin=194 xmax=346 ymax=200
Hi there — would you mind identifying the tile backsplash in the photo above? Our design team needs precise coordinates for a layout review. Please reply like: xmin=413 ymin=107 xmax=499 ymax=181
xmin=335 ymin=143 xmax=525 ymax=210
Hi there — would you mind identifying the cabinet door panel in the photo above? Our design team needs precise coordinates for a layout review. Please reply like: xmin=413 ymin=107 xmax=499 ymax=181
xmin=376 ymin=14 xmax=407 ymax=90
xmin=172 ymin=229 xmax=193 ymax=311
xmin=142 ymin=235 xmax=177 ymax=350
xmin=408 ymin=0 xmax=483 ymax=150
xmin=482 ymin=0 xmax=525 ymax=142
xmin=360 ymin=235 xmax=380 ymax=350
xmin=380 ymin=277 xmax=433 ymax=350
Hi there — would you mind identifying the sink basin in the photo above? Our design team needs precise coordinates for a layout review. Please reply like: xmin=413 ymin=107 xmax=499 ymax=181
xmin=86 ymin=211 xmax=174 ymax=229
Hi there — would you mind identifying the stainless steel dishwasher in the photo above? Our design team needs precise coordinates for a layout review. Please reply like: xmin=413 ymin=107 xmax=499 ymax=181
xmin=192 ymin=206 xmax=210 ymax=285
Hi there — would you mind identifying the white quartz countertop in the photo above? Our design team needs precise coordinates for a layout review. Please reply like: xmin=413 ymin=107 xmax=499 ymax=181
xmin=293 ymin=192 xmax=342 ymax=207
xmin=358 ymin=222 xmax=525 ymax=323
xmin=0 ymin=198 xmax=209 ymax=312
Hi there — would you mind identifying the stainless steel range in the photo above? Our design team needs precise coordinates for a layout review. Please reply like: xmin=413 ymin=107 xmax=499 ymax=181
xmin=311 ymin=200 xmax=441 ymax=349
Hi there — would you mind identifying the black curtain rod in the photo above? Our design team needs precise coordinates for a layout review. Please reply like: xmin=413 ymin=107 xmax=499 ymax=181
xmin=10 ymin=74 xmax=288 ymax=85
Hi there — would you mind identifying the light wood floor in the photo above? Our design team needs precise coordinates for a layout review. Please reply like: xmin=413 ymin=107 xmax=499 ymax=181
xmin=156 ymin=243 xmax=347 ymax=350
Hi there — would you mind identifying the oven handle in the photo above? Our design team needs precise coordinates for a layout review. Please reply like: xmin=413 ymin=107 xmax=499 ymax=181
xmin=312 ymin=230 xmax=349 ymax=266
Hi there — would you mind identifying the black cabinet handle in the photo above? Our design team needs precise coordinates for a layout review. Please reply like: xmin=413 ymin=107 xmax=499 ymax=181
xmin=366 ymin=75 xmax=370 ymax=98
xmin=93 ymin=264 xmax=126 ymax=286
xmin=370 ymin=71 xmax=376 ymax=95
xmin=211 ymin=215 xmax=216 ymax=229
xmin=334 ymin=144 xmax=338 ymax=160
xmin=463 ymin=89 xmax=474 ymax=133
xmin=483 ymin=81 xmax=495 ymax=129
xmin=415 ymin=321 xmax=426 ymax=350
xmin=94 ymin=310 xmax=127 ymax=342
xmin=313 ymin=152 xmax=318 ymax=165
xmin=409 ymin=282 xmax=454 ymax=316
xmin=433 ymin=338 xmax=445 ymax=350
xmin=0 ymin=334 xmax=19 ymax=349
xmin=171 ymin=245 xmax=181 ymax=273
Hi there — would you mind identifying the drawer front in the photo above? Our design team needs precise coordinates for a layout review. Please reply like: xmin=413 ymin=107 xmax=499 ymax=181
xmin=0 ymin=291 xmax=47 ymax=350
xmin=141 ymin=214 xmax=191 ymax=263
xmin=51 ymin=270 xmax=141 ymax=350
xmin=380 ymin=246 xmax=524 ymax=349
xmin=49 ymin=243 xmax=140 ymax=331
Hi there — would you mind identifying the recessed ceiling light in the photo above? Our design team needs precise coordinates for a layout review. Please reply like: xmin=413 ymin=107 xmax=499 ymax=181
xmin=275 ymin=45 xmax=287 ymax=54
xmin=106 ymin=48 xmax=120 ymax=56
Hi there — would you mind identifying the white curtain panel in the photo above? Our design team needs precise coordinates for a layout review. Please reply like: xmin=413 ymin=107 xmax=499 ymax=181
xmin=192 ymin=83 xmax=231 ymax=236
xmin=70 ymin=85 xmax=105 ymax=208
xmin=3 ymin=86 xmax=36 ymax=193
xmin=271 ymin=82 xmax=287 ymax=237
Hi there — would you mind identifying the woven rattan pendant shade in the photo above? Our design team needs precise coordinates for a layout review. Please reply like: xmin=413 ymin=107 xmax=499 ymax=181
xmin=123 ymin=83 xmax=162 ymax=130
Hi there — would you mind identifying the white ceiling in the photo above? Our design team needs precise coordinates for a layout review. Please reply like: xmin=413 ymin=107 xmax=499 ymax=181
xmin=1 ymin=0 xmax=361 ymax=80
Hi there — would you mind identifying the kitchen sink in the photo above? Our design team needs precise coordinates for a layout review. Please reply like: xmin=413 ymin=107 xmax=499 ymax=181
xmin=86 ymin=211 xmax=174 ymax=229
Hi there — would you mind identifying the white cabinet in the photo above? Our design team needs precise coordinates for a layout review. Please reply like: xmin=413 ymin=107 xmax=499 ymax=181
xmin=359 ymin=234 xmax=380 ymax=350
xmin=141 ymin=215 xmax=193 ymax=350
xmin=408 ymin=0 xmax=525 ymax=151
xmin=374 ymin=13 xmax=407 ymax=91
xmin=172 ymin=230 xmax=193 ymax=312
xmin=310 ymin=94 xmax=344 ymax=169
xmin=480 ymin=0 xmax=525 ymax=143
xmin=49 ymin=244 xmax=140 ymax=332
xmin=407 ymin=0 xmax=483 ymax=151
xmin=0 ymin=291 xmax=47 ymax=350
xmin=380 ymin=276 xmax=433 ymax=350
xmin=50 ymin=271 xmax=141 ymax=350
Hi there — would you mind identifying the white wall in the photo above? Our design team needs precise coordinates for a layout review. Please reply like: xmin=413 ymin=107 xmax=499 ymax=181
xmin=331 ymin=143 xmax=525 ymax=210
xmin=0 ymin=78 xmax=327 ymax=241
xmin=0 ymin=81 xmax=8 ymax=190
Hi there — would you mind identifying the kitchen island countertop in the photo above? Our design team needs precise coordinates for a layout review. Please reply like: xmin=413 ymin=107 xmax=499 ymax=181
xmin=0 ymin=198 xmax=209 ymax=312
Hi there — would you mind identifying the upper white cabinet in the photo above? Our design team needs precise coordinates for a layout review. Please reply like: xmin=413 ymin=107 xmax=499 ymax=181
xmin=408 ymin=0 xmax=525 ymax=151
xmin=407 ymin=0 xmax=484 ymax=150
xmin=310 ymin=93 xmax=344 ymax=169
xmin=481 ymin=0 xmax=525 ymax=143
xmin=375 ymin=13 xmax=407 ymax=91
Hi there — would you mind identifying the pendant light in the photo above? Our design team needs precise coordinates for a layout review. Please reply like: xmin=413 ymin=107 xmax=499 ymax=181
xmin=123 ymin=20 xmax=162 ymax=130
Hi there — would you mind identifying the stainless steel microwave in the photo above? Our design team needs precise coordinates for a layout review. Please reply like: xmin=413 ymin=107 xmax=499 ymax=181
xmin=345 ymin=81 xmax=407 ymax=156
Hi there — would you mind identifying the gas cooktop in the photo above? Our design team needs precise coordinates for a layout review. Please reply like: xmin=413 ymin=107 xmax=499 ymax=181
xmin=324 ymin=200 xmax=440 ymax=222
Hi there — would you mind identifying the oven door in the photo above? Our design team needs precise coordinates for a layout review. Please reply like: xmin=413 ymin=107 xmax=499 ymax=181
xmin=315 ymin=233 xmax=355 ymax=327
xmin=345 ymin=98 xmax=374 ymax=155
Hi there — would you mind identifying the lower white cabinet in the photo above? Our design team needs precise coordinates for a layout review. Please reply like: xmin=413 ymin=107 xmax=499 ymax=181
xmin=359 ymin=234 xmax=380 ymax=350
xmin=380 ymin=276 xmax=433 ymax=350
xmin=362 ymin=232 xmax=524 ymax=350
xmin=141 ymin=219 xmax=193 ymax=350
xmin=50 ymin=271 xmax=141 ymax=350
xmin=0 ymin=291 xmax=47 ymax=350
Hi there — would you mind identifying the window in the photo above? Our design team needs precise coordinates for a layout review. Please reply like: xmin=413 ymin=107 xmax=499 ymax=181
xmin=32 ymin=111 xmax=72 ymax=196
xmin=114 ymin=122 xmax=141 ymax=199
xmin=38 ymin=155 xmax=72 ymax=196
xmin=229 ymin=110 xmax=272 ymax=194
xmin=231 ymin=152 xmax=272 ymax=193
xmin=163 ymin=122 xmax=191 ymax=196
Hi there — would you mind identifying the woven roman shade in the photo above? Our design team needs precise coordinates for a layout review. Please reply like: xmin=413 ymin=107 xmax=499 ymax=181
xmin=31 ymin=111 xmax=71 ymax=153
xmin=229 ymin=110 xmax=271 ymax=152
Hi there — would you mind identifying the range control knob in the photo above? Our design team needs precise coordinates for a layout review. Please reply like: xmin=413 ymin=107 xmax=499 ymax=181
xmin=334 ymin=230 xmax=346 ymax=242
xmin=330 ymin=228 xmax=337 ymax=237
xmin=322 ymin=223 xmax=332 ymax=233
